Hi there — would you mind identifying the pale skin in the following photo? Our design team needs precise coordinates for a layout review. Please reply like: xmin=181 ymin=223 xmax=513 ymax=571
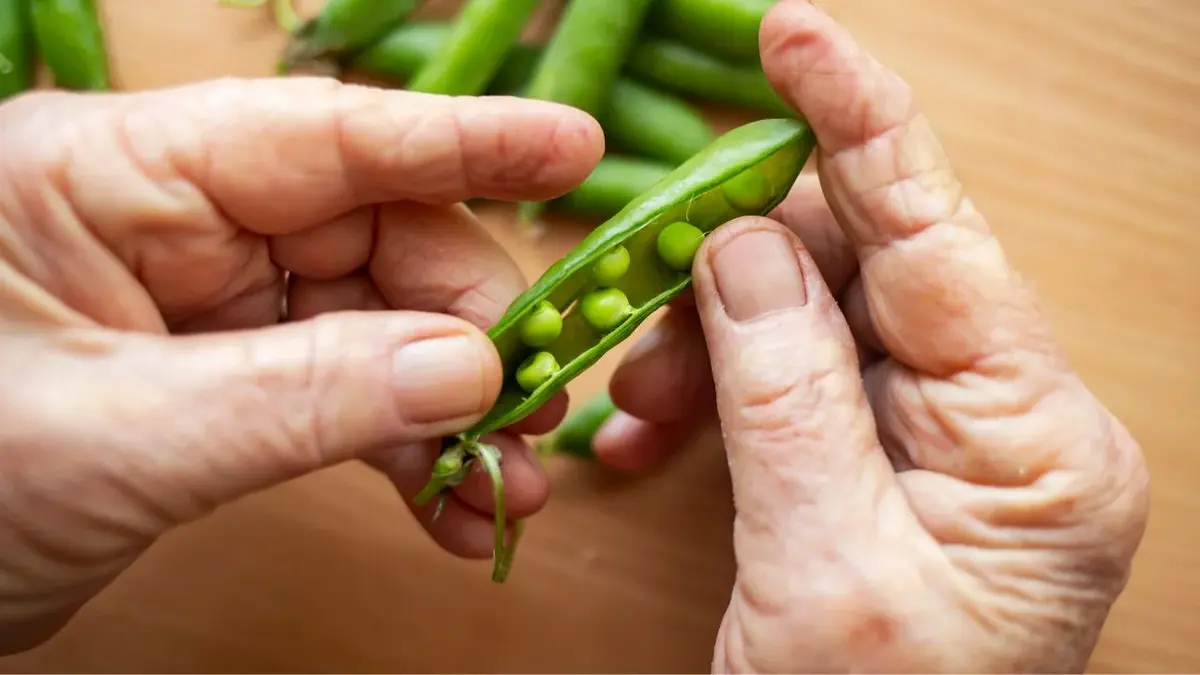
xmin=0 ymin=0 xmax=1148 ymax=671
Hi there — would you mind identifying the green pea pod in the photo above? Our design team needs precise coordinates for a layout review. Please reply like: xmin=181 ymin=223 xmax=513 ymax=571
xmin=404 ymin=0 xmax=539 ymax=96
xmin=551 ymin=155 xmax=673 ymax=219
xmin=645 ymin=0 xmax=773 ymax=66
xmin=517 ymin=0 xmax=657 ymax=231
xmin=0 ymin=0 xmax=35 ymax=101
xmin=625 ymin=37 xmax=791 ymax=118
xmin=281 ymin=0 xmax=422 ymax=70
xmin=350 ymin=22 xmax=715 ymax=167
xmin=29 ymin=0 xmax=109 ymax=91
xmin=415 ymin=117 xmax=817 ymax=583
xmin=536 ymin=391 xmax=618 ymax=460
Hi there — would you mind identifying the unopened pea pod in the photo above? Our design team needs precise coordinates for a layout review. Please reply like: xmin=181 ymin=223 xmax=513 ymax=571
xmin=350 ymin=22 xmax=715 ymax=166
xmin=517 ymin=0 xmax=657 ymax=229
xmin=281 ymin=0 xmax=421 ymax=70
xmin=0 ymin=0 xmax=35 ymax=101
xmin=551 ymin=155 xmax=674 ymax=220
xmin=536 ymin=391 xmax=619 ymax=460
xmin=645 ymin=0 xmax=773 ymax=66
xmin=404 ymin=0 xmax=539 ymax=96
xmin=625 ymin=38 xmax=791 ymax=118
xmin=416 ymin=117 xmax=816 ymax=583
xmin=29 ymin=0 xmax=110 ymax=91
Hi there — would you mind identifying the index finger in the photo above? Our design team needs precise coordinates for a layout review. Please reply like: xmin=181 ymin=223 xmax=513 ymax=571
xmin=760 ymin=0 xmax=1062 ymax=377
xmin=109 ymin=77 xmax=606 ymax=235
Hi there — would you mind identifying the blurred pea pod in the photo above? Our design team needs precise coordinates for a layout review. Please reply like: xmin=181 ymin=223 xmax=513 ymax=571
xmin=536 ymin=391 xmax=619 ymax=460
xmin=645 ymin=0 xmax=774 ymax=66
xmin=551 ymin=155 xmax=673 ymax=219
xmin=404 ymin=0 xmax=540 ymax=96
xmin=29 ymin=0 xmax=109 ymax=91
xmin=281 ymin=0 xmax=423 ymax=70
xmin=517 ymin=0 xmax=657 ymax=232
xmin=0 ymin=0 xmax=35 ymax=100
xmin=351 ymin=21 xmax=715 ymax=165
xmin=625 ymin=37 xmax=791 ymax=118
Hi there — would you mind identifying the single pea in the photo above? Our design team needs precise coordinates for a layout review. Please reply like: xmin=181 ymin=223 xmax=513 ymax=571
xmin=518 ymin=300 xmax=563 ymax=347
xmin=579 ymin=287 xmax=633 ymax=332
xmin=592 ymin=245 xmax=631 ymax=286
xmin=656 ymin=221 xmax=705 ymax=272
xmin=721 ymin=166 xmax=773 ymax=213
xmin=515 ymin=350 xmax=560 ymax=393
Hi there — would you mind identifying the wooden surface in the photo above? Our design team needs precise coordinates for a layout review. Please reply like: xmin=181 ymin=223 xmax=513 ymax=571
xmin=2 ymin=0 xmax=1198 ymax=672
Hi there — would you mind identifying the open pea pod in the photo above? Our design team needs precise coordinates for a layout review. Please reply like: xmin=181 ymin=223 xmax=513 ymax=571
xmin=414 ymin=117 xmax=817 ymax=584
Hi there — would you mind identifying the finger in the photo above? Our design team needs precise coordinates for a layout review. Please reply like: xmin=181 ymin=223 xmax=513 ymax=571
xmin=609 ymin=308 xmax=714 ymax=424
xmin=366 ymin=439 xmax=518 ymax=559
xmin=89 ymin=310 xmax=504 ymax=518
xmin=270 ymin=206 xmax=376 ymax=280
xmin=767 ymin=173 xmax=858 ymax=295
xmin=449 ymin=434 xmax=550 ymax=516
xmin=691 ymin=217 xmax=912 ymax=590
xmin=760 ymin=1 xmax=1061 ymax=376
xmin=286 ymin=274 xmax=389 ymax=320
xmin=591 ymin=410 xmax=711 ymax=474
xmin=369 ymin=200 xmax=568 ymax=434
xmin=78 ymin=77 xmax=605 ymax=236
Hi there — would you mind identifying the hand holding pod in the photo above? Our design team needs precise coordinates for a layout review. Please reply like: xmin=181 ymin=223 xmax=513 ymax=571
xmin=415 ymin=117 xmax=818 ymax=583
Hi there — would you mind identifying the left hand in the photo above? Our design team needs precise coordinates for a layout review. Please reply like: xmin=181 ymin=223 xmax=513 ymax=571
xmin=0 ymin=77 xmax=603 ymax=654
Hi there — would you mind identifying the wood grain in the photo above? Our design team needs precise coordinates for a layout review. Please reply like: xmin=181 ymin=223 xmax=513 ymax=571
xmin=1 ymin=0 xmax=1197 ymax=672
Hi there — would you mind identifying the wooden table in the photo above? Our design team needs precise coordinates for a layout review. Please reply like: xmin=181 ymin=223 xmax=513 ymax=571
xmin=2 ymin=0 xmax=1198 ymax=672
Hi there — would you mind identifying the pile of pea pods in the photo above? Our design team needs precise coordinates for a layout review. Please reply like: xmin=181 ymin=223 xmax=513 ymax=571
xmin=2 ymin=0 xmax=819 ymax=584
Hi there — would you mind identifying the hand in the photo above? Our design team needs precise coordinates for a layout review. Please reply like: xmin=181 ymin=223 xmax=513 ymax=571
xmin=596 ymin=1 xmax=1150 ymax=671
xmin=0 ymin=77 xmax=603 ymax=654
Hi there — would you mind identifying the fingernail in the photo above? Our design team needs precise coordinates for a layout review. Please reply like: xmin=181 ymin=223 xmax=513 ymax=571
xmin=392 ymin=335 xmax=489 ymax=424
xmin=710 ymin=228 xmax=807 ymax=322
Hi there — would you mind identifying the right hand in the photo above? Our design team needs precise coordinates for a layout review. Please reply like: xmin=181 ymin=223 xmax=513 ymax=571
xmin=595 ymin=1 xmax=1150 ymax=671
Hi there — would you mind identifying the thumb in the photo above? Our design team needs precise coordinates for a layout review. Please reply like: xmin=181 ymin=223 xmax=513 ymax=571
xmin=98 ymin=309 xmax=501 ymax=516
xmin=691 ymin=217 xmax=908 ymax=598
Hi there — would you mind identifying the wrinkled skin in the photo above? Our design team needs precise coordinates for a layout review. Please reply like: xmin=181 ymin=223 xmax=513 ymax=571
xmin=0 ymin=0 xmax=1147 ymax=671
xmin=598 ymin=2 xmax=1150 ymax=673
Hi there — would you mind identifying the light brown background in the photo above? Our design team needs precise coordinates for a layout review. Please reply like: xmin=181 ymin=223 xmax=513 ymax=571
xmin=1 ymin=0 xmax=1198 ymax=672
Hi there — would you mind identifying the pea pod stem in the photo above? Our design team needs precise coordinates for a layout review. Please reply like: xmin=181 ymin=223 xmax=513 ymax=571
xmin=29 ymin=0 xmax=110 ymax=91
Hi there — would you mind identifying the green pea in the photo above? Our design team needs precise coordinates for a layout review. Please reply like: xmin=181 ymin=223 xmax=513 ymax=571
xmin=657 ymin=221 xmax=705 ymax=272
xmin=518 ymin=300 xmax=563 ymax=348
xmin=592 ymin=246 xmax=631 ymax=286
xmin=414 ymin=117 xmax=817 ymax=585
xmin=515 ymin=351 xmax=560 ymax=393
xmin=579 ymin=288 xmax=634 ymax=333
xmin=722 ymin=167 xmax=774 ymax=212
